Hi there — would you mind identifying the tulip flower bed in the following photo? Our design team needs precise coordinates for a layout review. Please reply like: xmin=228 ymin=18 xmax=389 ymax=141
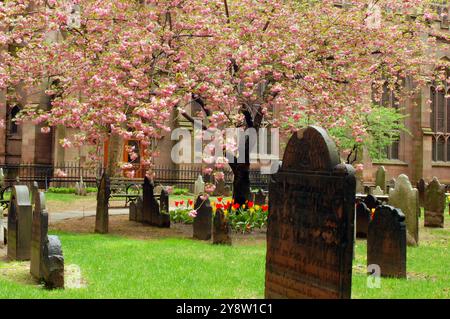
xmin=170 ymin=198 xmax=269 ymax=233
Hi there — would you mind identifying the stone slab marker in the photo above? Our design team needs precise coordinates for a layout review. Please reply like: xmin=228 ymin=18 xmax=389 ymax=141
xmin=367 ymin=205 xmax=406 ymax=278
xmin=193 ymin=196 xmax=212 ymax=240
xmin=417 ymin=178 xmax=426 ymax=211
xmin=42 ymin=235 xmax=64 ymax=289
xmin=355 ymin=201 xmax=370 ymax=239
xmin=213 ymin=208 xmax=231 ymax=245
xmin=129 ymin=201 xmax=137 ymax=221
xmin=253 ymin=189 xmax=267 ymax=206
xmin=136 ymin=196 xmax=144 ymax=222
xmin=265 ymin=126 xmax=355 ymax=299
xmin=424 ymin=177 xmax=445 ymax=228
xmin=156 ymin=189 xmax=171 ymax=228
xmin=194 ymin=175 xmax=205 ymax=197
xmin=95 ymin=173 xmax=110 ymax=234
xmin=142 ymin=177 xmax=159 ymax=225
xmin=388 ymin=174 xmax=419 ymax=246
xmin=375 ymin=166 xmax=386 ymax=193
xmin=7 ymin=185 xmax=33 ymax=261
xmin=31 ymin=182 xmax=48 ymax=279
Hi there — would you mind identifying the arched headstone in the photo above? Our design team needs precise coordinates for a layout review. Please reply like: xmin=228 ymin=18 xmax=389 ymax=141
xmin=193 ymin=196 xmax=212 ymax=240
xmin=95 ymin=173 xmax=110 ymax=234
xmin=265 ymin=126 xmax=355 ymax=299
xmin=417 ymin=178 xmax=426 ymax=211
xmin=142 ymin=177 xmax=159 ymax=225
xmin=424 ymin=177 xmax=445 ymax=228
xmin=388 ymin=175 xmax=419 ymax=246
xmin=42 ymin=235 xmax=64 ymax=289
xmin=372 ymin=186 xmax=384 ymax=196
xmin=7 ymin=185 xmax=32 ymax=261
xmin=194 ymin=175 xmax=205 ymax=197
xmin=367 ymin=205 xmax=406 ymax=278
xmin=375 ymin=166 xmax=386 ymax=193
xmin=157 ymin=189 xmax=170 ymax=228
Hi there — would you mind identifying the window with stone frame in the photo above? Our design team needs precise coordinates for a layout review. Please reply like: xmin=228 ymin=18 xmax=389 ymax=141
xmin=8 ymin=105 xmax=21 ymax=136
xmin=373 ymin=83 xmax=401 ymax=160
xmin=430 ymin=66 xmax=450 ymax=162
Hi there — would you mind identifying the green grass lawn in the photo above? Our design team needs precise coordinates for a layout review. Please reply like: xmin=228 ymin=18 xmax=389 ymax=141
xmin=1 ymin=215 xmax=449 ymax=299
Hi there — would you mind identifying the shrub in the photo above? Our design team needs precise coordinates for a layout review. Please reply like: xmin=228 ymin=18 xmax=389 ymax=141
xmin=172 ymin=188 xmax=190 ymax=195
xmin=47 ymin=187 xmax=97 ymax=194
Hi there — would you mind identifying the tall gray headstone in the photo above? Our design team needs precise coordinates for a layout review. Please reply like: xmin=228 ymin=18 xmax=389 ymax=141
xmin=7 ymin=185 xmax=32 ymax=261
xmin=265 ymin=126 xmax=355 ymax=299
xmin=389 ymin=174 xmax=419 ymax=246
xmin=95 ymin=173 xmax=110 ymax=234
xmin=31 ymin=182 xmax=48 ymax=279
xmin=375 ymin=166 xmax=386 ymax=193
xmin=424 ymin=177 xmax=445 ymax=228
xmin=194 ymin=175 xmax=205 ymax=197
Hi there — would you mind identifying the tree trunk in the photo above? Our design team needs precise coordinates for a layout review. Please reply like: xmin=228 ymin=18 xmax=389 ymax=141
xmin=230 ymin=162 xmax=251 ymax=206
xmin=106 ymin=132 xmax=122 ymax=177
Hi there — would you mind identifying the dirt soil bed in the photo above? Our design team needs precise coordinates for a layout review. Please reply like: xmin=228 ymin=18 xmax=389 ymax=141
xmin=50 ymin=214 xmax=267 ymax=245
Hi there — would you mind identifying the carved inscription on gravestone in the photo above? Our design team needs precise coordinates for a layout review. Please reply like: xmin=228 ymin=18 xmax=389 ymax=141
xmin=265 ymin=126 xmax=355 ymax=299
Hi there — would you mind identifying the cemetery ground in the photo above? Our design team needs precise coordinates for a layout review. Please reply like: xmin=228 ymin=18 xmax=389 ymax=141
xmin=0 ymin=203 xmax=449 ymax=298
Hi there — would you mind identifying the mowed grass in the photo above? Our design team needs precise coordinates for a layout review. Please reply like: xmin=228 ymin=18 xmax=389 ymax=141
xmin=0 ymin=213 xmax=448 ymax=299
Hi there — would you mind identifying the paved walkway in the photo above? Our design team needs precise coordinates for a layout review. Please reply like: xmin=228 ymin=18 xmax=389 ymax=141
xmin=48 ymin=209 xmax=129 ymax=223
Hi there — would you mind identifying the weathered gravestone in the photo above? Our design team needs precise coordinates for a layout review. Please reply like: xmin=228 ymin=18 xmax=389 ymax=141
xmin=95 ymin=173 xmax=110 ymax=234
xmin=372 ymin=186 xmax=384 ymax=196
xmin=424 ymin=177 xmax=445 ymax=228
xmin=7 ymin=185 xmax=32 ymax=261
xmin=42 ymin=235 xmax=64 ymax=289
xmin=265 ymin=126 xmax=356 ymax=299
xmin=355 ymin=169 xmax=364 ymax=194
xmin=30 ymin=183 xmax=65 ymax=289
xmin=194 ymin=175 xmax=205 ymax=197
xmin=364 ymin=194 xmax=381 ymax=211
xmin=213 ymin=208 xmax=231 ymax=245
xmin=193 ymin=196 xmax=212 ymax=240
xmin=417 ymin=178 xmax=426 ymax=210
xmin=136 ymin=196 xmax=144 ymax=223
xmin=375 ymin=166 xmax=387 ymax=193
xmin=129 ymin=201 xmax=137 ymax=221
xmin=388 ymin=174 xmax=419 ymax=246
xmin=142 ymin=177 xmax=159 ymax=225
xmin=367 ymin=205 xmax=406 ymax=278
xmin=355 ymin=201 xmax=370 ymax=239
xmin=31 ymin=182 xmax=48 ymax=279
xmin=253 ymin=189 xmax=267 ymax=206
xmin=157 ymin=189 xmax=171 ymax=228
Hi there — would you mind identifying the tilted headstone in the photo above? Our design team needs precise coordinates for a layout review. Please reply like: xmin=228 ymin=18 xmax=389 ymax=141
xmin=253 ymin=189 xmax=267 ymax=206
xmin=375 ymin=166 xmax=387 ymax=193
xmin=194 ymin=175 xmax=205 ymax=196
xmin=355 ymin=201 xmax=370 ymax=239
xmin=424 ymin=177 xmax=445 ymax=228
xmin=95 ymin=173 xmax=110 ymax=234
xmin=156 ymin=189 xmax=170 ymax=228
xmin=129 ymin=201 xmax=137 ymax=221
xmin=42 ymin=235 xmax=64 ymax=289
xmin=7 ymin=185 xmax=33 ymax=261
xmin=265 ymin=126 xmax=355 ymax=299
xmin=31 ymin=182 xmax=48 ymax=279
xmin=213 ymin=208 xmax=231 ymax=245
xmin=193 ymin=196 xmax=212 ymax=240
xmin=136 ymin=196 xmax=144 ymax=223
xmin=417 ymin=178 xmax=426 ymax=210
xmin=367 ymin=205 xmax=406 ymax=278
xmin=388 ymin=174 xmax=419 ymax=246
xmin=372 ymin=186 xmax=384 ymax=196
xmin=142 ymin=177 xmax=159 ymax=225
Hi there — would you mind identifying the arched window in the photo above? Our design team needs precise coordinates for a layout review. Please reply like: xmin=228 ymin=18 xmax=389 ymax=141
xmin=9 ymin=105 xmax=20 ymax=135
xmin=430 ymin=65 xmax=450 ymax=162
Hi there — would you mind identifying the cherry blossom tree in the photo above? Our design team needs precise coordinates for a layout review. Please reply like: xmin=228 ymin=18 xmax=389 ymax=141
xmin=2 ymin=0 xmax=448 ymax=204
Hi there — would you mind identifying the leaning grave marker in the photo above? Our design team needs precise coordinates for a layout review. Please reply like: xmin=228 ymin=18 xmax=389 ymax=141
xmin=7 ymin=185 xmax=32 ymax=261
xmin=265 ymin=126 xmax=356 ymax=299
